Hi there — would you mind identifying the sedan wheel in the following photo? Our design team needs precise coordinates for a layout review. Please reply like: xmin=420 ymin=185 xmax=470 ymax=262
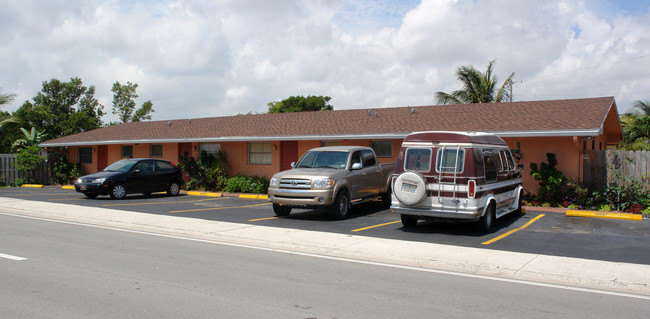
xmin=167 ymin=182 xmax=180 ymax=196
xmin=110 ymin=183 xmax=127 ymax=199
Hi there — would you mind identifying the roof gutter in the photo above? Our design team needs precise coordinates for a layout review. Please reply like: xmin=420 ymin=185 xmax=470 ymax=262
xmin=40 ymin=129 xmax=602 ymax=147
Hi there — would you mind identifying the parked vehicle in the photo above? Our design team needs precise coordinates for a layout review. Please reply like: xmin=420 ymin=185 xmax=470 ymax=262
xmin=74 ymin=158 xmax=184 ymax=199
xmin=391 ymin=131 xmax=524 ymax=232
xmin=267 ymin=146 xmax=395 ymax=219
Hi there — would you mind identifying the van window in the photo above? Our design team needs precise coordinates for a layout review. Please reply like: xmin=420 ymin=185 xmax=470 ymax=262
xmin=436 ymin=148 xmax=465 ymax=173
xmin=497 ymin=150 xmax=506 ymax=172
xmin=484 ymin=152 xmax=497 ymax=182
xmin=505 ymin=150 xmax=515 ymax=171
xmin=404 ymin=148 xmax=431 ymax=172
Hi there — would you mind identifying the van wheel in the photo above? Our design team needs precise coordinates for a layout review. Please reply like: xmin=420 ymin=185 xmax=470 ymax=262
xmin=478 ymin=203 xmax=495 ymax=233
xmin=514 ymin=191 xmax=524 ymax=215
xmin=110 ymin=183 xmax=127 ymax=199
xmin=401 ymin=214 xmax=419 ymax=227
xmin=273 ymin=204 xmax=292 ymax=217
xmin=329 ymin=190 xmax=350 ymax=220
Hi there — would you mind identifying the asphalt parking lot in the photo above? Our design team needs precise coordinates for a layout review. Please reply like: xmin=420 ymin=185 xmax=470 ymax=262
xmin=1 ymin=186 xmax=649 ymax=265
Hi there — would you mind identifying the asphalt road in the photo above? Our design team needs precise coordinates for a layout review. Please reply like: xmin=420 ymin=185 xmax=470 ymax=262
xmin=1 ymin=186 xmax=649 ymax=265
xmin=2 ymin=212 xmax=649 ymax=318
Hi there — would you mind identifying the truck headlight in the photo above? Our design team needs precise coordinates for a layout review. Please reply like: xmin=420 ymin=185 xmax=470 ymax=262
xmin=270 ymin=177 xmax=279 ymax=187
xmin=313 ymin=179 xmax=334 ymax=189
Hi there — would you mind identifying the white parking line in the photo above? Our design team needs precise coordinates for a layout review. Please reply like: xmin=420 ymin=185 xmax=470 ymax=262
xmin=0 ymin=252 xmax=27 ymax=261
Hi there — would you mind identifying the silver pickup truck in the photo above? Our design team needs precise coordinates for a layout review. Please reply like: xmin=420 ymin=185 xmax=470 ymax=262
xmin=267 ymin=146 xmax=395 ymax=219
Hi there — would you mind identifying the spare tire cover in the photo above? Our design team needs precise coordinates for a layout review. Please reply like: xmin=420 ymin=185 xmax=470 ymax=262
xmin=394 ymin=171 xmax=427 ymax=206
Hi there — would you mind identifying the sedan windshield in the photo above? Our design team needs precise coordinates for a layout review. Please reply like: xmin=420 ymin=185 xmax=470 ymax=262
xmin=104 ymin=160 xmax=136 ymax=172
xmin=295 ymin=151 xmax=348 ymax=169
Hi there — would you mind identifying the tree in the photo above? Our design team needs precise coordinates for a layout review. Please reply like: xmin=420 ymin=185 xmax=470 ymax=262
xmin=267 ymin=95 xmax=333 ymax=113
xmin=1 ymin=88 xmax=19 ymax=131
xmin=13 ymin=78 xmax=105 ymax=139
xmin=436 ymin=60 xmax=514 ymax=105
xmin=111 ymin=81 xmax=154 ymax=123
xmin=620 ymin=100 xmax=650 ymax=151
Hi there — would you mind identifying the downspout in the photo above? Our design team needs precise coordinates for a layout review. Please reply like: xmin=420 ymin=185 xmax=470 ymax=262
xmin=573 ymin=136 xmax=583 ymax=182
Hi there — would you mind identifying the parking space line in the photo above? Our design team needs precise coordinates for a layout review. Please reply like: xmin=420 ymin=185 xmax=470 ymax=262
xmin=169 ymin=202 xmax=271 ymax=213
xmin=102 ymin=197 xmax=223 ymax=207
xmin=248 ymin=216 xmax=281 ymax=222
xmin=351 ymin=220 xmax=401 ymax=232
xmin=481 ymin=214 xmax=545 ymax=245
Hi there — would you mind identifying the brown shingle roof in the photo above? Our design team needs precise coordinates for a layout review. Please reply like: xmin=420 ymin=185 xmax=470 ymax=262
xmin=41 ymin=97 xmax=620 ymax=146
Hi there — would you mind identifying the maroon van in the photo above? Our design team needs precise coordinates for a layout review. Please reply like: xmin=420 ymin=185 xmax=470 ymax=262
xmin=391 ymin=131 xmax=524 ymax=232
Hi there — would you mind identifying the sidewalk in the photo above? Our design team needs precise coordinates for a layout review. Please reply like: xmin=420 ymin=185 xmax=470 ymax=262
xmin=1 ymin=196 xmax=648 ymax=297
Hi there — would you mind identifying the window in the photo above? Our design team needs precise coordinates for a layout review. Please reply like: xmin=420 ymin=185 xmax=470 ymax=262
xmin=361 ymin=149 xmax=377 ymax=166
xmin=122 ymin=145 xmax=133 ymax=158
xmin=321 ymin=141 xmax=340 ymax=147
xmin=404 ymin=148 xmax=431 ymax=172
xmin=133 ymin=160 xmax=154 ymax=173
xmin=436 ymin=148 xmax=465 ymax=173
xmin=504 ymin=150 xmax=515 ymax=171
xmin=150 ymin=144 xmax=163 ymax=157
xmin=370 ymin=140 xmax=392 ymax=157
xmin=484 ymin=151 xmax=497 ymax=183
xmin=79 ymin=147 xmax=92 ymax=164
xmin=155 ymin=161 xmax=175 ymax=172
xmin=248 ymin=142 xmax=272 ymax=164
xmin=200 ymin=143 xmax=221 ymax=158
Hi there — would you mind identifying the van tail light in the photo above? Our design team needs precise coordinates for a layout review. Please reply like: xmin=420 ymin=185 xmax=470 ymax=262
xmin=467 ymin=180 xmax=476 ymax=199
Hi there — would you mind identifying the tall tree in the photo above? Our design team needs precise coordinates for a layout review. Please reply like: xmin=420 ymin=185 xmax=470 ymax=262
xmin=436 ymin=60 xmax=514 ymax=105
xmin=267 ymin=95 xmax=333 ymax=113
xmin=13 ymin=78 xmax=105 ymax=139
xmin=1 ymin=88 xmax=19 ymax=131
xmin=620 ymin=100 xmax=650 ymax=150
xmin=111 ymin=81 xmax=154 ymax=123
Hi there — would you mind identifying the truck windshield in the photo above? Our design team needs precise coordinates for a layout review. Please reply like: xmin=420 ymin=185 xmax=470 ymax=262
xmin=295 ymin=151 xmax=348 ymax=169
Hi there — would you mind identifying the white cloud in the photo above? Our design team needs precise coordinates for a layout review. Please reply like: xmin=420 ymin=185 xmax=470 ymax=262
xmin=1 ymin=0 xmax=649 ymax=122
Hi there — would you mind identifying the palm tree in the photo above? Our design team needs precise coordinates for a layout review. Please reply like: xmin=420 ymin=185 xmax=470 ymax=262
xmin=621 ymin=101 xmax=650 ymax=150
xmin=1 ymin=88 xmax=19 ymax=131
xmin=436 ymin=60 xmax=514 ymax=105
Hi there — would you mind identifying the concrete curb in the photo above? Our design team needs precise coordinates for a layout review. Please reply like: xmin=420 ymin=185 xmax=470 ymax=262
xmin=567 ymin=209 xmax=643 ymax=221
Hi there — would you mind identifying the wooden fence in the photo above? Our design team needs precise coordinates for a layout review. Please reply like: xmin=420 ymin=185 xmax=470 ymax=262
xmin=0 ymin=154 xmax=50 ymax=185
xmin=584 ymin=150 xmax=650 ymax=190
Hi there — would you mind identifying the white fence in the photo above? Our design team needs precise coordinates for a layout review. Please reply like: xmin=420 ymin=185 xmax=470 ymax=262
xmin=0 ymin=154 xmax=50 ymax=185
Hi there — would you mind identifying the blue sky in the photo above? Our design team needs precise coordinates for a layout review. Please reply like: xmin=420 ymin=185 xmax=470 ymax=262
xmin=1 ymin=0 xmax=649 ymax=122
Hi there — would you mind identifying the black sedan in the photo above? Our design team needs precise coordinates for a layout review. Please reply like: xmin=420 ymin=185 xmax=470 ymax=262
xmin=74 ymin=158 xmax=184 ymax=199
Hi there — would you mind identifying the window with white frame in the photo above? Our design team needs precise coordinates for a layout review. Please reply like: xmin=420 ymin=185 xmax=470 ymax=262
xmin=248 ymin=142 xmax=272 ymax=164
xmin=199 ymin=143 xmax=221 ymax=158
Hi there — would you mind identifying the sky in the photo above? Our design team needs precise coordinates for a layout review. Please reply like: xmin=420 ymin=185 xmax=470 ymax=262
xmin=1 ymin=0 xmax=649 ymax=124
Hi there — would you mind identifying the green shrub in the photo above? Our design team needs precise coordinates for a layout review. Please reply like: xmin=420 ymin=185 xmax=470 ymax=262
xmin=224 ymin=175 xmax=269 ymax=194
xmin=530 ymin=153 xmax=566 ymax=205
xmin=52 ymin=155 xmax=84 ymax=185
xmin=642 ymin=207 xmax=650 ymax=218
xmin=178 ymin=149 xmax=228 ymax=191
xmin=598 ymin=204 xmax=611 ymax=212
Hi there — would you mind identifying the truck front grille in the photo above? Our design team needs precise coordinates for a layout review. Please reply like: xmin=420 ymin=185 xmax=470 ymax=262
xmin=279 ymin=179 xmax=311 ymax=189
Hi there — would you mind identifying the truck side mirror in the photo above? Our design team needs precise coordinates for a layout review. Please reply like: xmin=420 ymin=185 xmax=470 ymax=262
xmin=351 ymin=163 xmax=363 ymax=170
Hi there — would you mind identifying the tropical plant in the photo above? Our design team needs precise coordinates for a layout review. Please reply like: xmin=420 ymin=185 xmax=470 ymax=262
xmin=14 ymin=145 xmax=46 ymax=182
xmin=620 ymin=100 xmax=650 ymax=150
xmin=12 ymin=127 xmax=48 ymax=152
xmin=178 ymin=150 xmax=228 ymax=191
xmin=224 ymin=175 xmax=269 ymax=194
xmin=529 ymin=153 xmax=566 ymax=204
xmin=436 ymin=60 xmax=514 ymax=105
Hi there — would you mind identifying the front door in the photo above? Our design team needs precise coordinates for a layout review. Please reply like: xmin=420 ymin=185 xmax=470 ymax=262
xmin=280 ymin=141 xmax=298 ymax=171
xmin=97 ymin=145 xmax=108 ymax=171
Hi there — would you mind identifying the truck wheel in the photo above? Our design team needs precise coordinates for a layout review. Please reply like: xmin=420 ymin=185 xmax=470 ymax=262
xmin=393 ymin=172 xmax=426 ymax=206
xmin=273 ymin=204 xmax=292 ymax=217
xmin=380 ymin=186 xmax=392 ymax=208
xmin=401 ymin=214 xmax=419 ymax=227
xmin=329 ymin=190 xmax=350 ymax=220
xmin=477 ymin=203 xmax=495 ymax=233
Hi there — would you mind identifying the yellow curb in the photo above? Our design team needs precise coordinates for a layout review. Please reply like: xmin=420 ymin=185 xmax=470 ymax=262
xmin=20 ymin=184 xmax=44 ymax=188
xmin=186 ymin=191 xmax=223 ymax=197
xmin=239 ymin=194 xmax=268 ymax=200
xmin=566 ymin=210 xmax=642 ymax=221
xmin=62 ymin=185 xmax=75 ymax=190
